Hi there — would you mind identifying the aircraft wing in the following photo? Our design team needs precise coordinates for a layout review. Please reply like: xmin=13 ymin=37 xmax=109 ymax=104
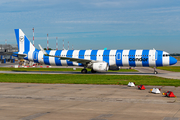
xmin=38 ymin=44 xmax=94 ymax=65
xmin=50 ymin=55 xmax=94 ymax=64
xmin=12 ymin=53 xmax=27 ymax=57
xmin=0 ymin=52 xmax=27 ymax=57
xmin=60 ymin=56 xmax=91 ymax=63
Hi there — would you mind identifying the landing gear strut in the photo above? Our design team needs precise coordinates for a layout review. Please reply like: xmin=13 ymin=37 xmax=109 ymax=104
xmin=81 ymin=69 xmax=87 ymax=73
xmin=154 ymin=67 xmax=158 ymax=74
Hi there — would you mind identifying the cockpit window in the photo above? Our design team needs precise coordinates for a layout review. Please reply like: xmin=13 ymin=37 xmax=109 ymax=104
xmin=163 ymin=54 xmax=169 ymax=57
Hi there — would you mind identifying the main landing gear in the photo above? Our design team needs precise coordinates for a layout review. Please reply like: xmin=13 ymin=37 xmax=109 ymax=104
xmin=81 ymin=69 xmax=87 ymax=73
xmin=154 ymin=67 xmax=158 ymax=74
xmin=81 ymin=68 xmax=97 ymax=73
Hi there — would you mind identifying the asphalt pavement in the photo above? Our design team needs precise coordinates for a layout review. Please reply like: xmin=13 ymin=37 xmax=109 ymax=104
xmin=0 ymin=83 xmax=180 ymax=120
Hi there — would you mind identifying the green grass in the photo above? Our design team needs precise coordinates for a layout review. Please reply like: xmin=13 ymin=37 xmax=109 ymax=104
xmin=0 ymin=67 xmax=137 ymax=72
xmin=0 ymin=74 xmax=179 ymax=86
xmin=0 ymin=67 xmax=83 ymax=72
xmin=157 ymin=66 xmax=180 ymax=72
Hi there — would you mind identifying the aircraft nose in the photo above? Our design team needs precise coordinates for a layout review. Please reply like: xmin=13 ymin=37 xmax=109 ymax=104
xmin=169 ymin=57 xmax=177 ymax=65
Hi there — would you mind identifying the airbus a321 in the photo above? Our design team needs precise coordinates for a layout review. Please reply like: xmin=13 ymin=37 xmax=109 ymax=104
xmin=13 ymin=29 xmax=177 ymax=74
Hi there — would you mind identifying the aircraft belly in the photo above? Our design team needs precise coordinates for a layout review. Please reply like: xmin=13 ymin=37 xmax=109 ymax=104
xmin=61 ymin=60 xmax=67 ymax=66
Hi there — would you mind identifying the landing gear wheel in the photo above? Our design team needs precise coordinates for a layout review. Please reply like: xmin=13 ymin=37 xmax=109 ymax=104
xmin=81 ymin=69 xmax=87 ymax=73
xmin=154 ymin=71 xmax=158 ymax=75
xmin=153 ymin=67 xmax=158 ymax=75
xmin=91 ymin=69 xmax=97 ymax=73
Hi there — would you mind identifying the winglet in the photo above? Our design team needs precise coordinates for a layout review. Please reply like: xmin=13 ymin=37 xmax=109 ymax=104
xmin=39 ymin=44 xmax=49 ymax=56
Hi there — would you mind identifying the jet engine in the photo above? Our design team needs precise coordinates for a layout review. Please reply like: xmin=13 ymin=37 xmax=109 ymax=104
xmin=92 ymin=62 xmax=109 ymax=72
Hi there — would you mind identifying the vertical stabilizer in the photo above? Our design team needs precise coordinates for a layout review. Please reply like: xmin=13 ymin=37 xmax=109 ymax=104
xmin=14 ymin=29 xmax=36 ymax=54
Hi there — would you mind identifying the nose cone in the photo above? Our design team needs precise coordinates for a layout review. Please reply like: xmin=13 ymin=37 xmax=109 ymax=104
xmin=170 ymin=57 xmax=177 ymax=65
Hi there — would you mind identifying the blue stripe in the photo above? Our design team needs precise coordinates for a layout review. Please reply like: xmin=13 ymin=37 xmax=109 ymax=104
xmin=90 ymin=50 xmax=98 ymax=60
xmin=55 ymin=50 xmax=62 ymax=66
xmin=129 ymin=50 xmax=136 ymax=67
xmin=156 ymin=50 xmax=163 ymax=67
xmin=24 ymin=36 xmax=30 ymax=52
xmin=66 ymin=50 xmax=74 ymax=66
xmin=116 ymin=50 xmax=123 ymax=66
xmin=78 ymin=50 xmax=86 ymax=66
xmin=43 ymin=50 xmax=50 ymax=65
xmin=23 ymin=35 xmax=30 ymax=60
xmin=14 ymin=29 xmax=19 ymax=51
xmin=142 ymin=50 xmax=149 ymax=67
xmin=79 ymin=50 xmax=85 ymax=59
xmin=103 ymin=50 xmax=110 ymax=64
xmin=33 ymin=51 xmax=39 ymax=63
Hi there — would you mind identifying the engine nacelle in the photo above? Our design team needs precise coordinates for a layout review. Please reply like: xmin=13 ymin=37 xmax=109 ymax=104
xmin=109 ymin=66 xmax=120 ymax=70
xmin=92 ymin=62 xmax=109 ymax=72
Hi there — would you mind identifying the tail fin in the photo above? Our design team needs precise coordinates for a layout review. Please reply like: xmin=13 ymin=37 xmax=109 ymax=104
xmin=14 ymin=29 xmax=36 ymax=54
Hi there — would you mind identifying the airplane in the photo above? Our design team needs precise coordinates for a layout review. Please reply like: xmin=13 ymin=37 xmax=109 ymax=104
xmin=12 ymin=29 xmax=177 ymax=74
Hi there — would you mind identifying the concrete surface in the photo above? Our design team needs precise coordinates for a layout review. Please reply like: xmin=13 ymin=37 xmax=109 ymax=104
xmin=0 ymin=83 xmax=180 ymax=120
xmin=135 ymin=67 xmax=180 ymax=80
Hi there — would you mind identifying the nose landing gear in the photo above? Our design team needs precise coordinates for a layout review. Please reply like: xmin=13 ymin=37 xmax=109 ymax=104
xmin=154 ymin=67 xmax=158 ymax=74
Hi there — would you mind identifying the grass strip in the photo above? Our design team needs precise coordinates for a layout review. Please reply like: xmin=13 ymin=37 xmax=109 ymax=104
xmin=157 ymin=66 xmax=180 ymax=72
xmin=0 ymin=67 xmax=137 ymax=72
xmin=0 ymin=74 xmax=179 ymax=86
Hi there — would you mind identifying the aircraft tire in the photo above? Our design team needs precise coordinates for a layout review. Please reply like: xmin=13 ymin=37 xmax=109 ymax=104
xmin=154 ymin=71 xmax=158 ymax=74
xmin=81 ymin=69 xmax=87 ymax=73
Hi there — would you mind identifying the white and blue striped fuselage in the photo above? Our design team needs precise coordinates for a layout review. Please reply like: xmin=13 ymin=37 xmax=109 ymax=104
xmin=22 ymin=49 xmax=176 ymax=67
xmin=13 ymin=29 xmax=177 ymax=73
